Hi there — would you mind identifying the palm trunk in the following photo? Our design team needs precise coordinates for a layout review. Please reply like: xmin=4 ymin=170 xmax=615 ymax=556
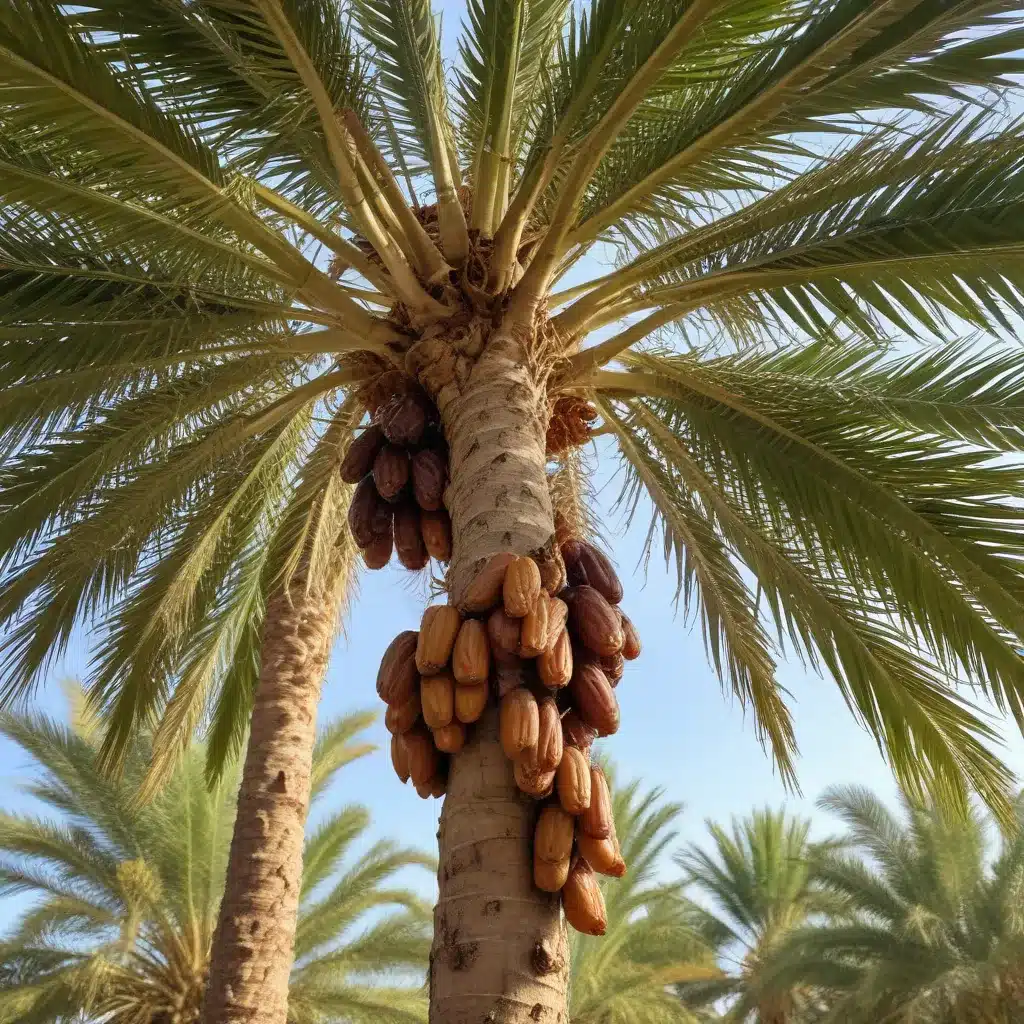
xmin=430 ymin=332 xmax=570 ymax=1023
xmin=201 ymin=575 xmax=339 ymax=1024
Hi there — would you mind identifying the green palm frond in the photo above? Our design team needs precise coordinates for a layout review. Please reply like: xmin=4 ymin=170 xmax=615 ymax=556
xmin=0 ymin=1 xmax=308 ymax=286
xmin=492 ymin=0 xmax=783 ymax=286
xmin=677 ymin=806 xmax=841 ymax=1022
xmin=0 ymin=0 xmax=221 ymax=199
xmin=759 ymin=785 xmax=1024 ymax=1023
xmin=70 ymin=0 xmax=374 ymax=213
xmin=0 ymin=0 xmax=394 ymax=326
xmin=353 ymin=0 xmax=451 ymax=168
xmin=295 ymin=837 xmax=434 ymax=959
xmin=640 ymin=339 xmax=1024 ymax=453
xmin=589 ymin=337 xmax=1024 ymax=818
xmin=511 ymin=0 xmax=805 ymax=299
xmin=565 ymin=113 xmax=1024 ymax=367
xmin=310 ymin=710 xmax=378 ymax=802
xmin=261 ymin=397 xmax=363 ymax=603
xmin=599 ymin=397 xmax=792 ymax=782
xmin=457 ymin=0 xmax=527 ymax=223
xmin=672 ymin=125 xmax=1024 ymax=340
xmin=200 ymin=581 xmax=269 ymax=788
xmin=0 ymin=319 xmax=300 ymax=462
xmin=351 ymin=0 xmax=469 ymax=261
xmin=95 ymin=424 xmax=320 ymax=788
xmin=569 ymin=0 xmax=1024 ymax=248
xmin=2 ymin=373 xmax=321 ymax=677
xmin=0 ymin=322 xmax=363 ymax=784
xmin=457 ymin=0 xmax=569 ymax=233
xmin=0 ymin=141 xmax=286 ymax=287
xmin=198 ymin=399 xmax=364 ymax=784
xmin=0 ymin=229 xmax=293 ymax=336
xmin=0 ymin=696 xmax=430 ymax=1024
xmin=0 ymin=2 xmax=392 ymax=781
xmin=288 ymin=983 xmax=428 ymax=1024
xmin=301 ymin=806 xmax=373 ymax=900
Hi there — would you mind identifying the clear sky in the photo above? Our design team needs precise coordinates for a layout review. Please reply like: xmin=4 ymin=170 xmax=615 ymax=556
xmin=4 ymin=0 xmax=1024 ymax=919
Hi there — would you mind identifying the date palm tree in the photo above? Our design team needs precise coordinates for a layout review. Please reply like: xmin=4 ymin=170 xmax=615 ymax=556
xmin=676 ymin=810 xmax=841 ymax=1023
xmin=761 ymin=786 xmax=1024 ymax=1024
xmin=568 ymin=772 xmax=720 ymax=1024
xmin=4 ymin=1 xmax=1024 ymax=1022
xmin=0 ymin=697 xmax=431 ymax=1024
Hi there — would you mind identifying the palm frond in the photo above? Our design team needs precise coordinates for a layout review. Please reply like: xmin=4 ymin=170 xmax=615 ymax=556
xmin=260 ymin=397 xmax=362 ymax=604
xmin=0 ymin=1 xmax=338 ymax=300
xmin=301 ymin=806 xmax=372 ymax=901
xmin=288 ymin=983 xmax=428 ymax=1024
xmin=458 ymin=0 xmax=526 ymax=233
xmin=759 ymin=783 xmax=1024 ymax=1022
xmin=353 ymin=0 xmax=469 ymax=261
xmin=457 ymin=0 xmax=569 ymax=233
xmin=310 ymin=710 xmax=378 ymax=803
xmin=598 ymin=398 xmax=794 ymax=784
xmin=295 ymin=839 xmax=433 ymax=959
xmin=0 ymin=370 xmax=346 ymax=711
xmin=3 ymin=5 xmax=1024 ymax=1020
xmin=0 ymin=142 xmax=287 ymax=288
xmin=569 ymin=0 xmax=1024 ymax=247
xmin=198 ymin=401 xmax=366 ymax=783
xmin=108 ymin=411 xmax=315 ymax=791
xmin=71 ymin=0 xmax=375 ymax=213
xmin=510 ymin=0 xmax=788 ymax=307
xmin=568 ymin=115 xmax=1024 ymax=368
xmin=591 ymin=341 xmax=1024 ymax=818
xmin=677 ymin=805 xmax=845 ymax=1022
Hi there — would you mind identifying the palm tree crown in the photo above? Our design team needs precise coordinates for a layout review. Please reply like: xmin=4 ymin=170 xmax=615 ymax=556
xmin=677 ymin=808 xmax=841 ymax=1022
xmin=764 ymin=785 xmax=1024 ymax=1024
xmin=0 ymin=696 xmax=432 ymax=1024
xmin=3 ymin=0 xmax=1024 ymax=817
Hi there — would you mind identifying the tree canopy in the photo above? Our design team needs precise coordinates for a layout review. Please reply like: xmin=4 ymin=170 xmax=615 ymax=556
xmin=763 ymin=786 xmax=1024 ymax=1023
xmin=0 ymin=696 xmax=432 ymax=1024
xmin=2 ymin=0 xmax=1024 ymax=822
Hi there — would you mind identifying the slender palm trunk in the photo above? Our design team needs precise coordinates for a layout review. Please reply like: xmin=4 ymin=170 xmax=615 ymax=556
xmin=201 ymin=575 xmax=339 ymax=1024
xmin=430 ymin=331 xmax=570 ymax=1023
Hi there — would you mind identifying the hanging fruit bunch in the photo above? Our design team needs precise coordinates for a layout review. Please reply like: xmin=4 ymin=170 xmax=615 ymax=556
xmin=353 ymin=379 xmax=638 ymax=937
xmin=340 ymin=375 xmax=452 ymax=570
xmin=373 ymin=536 xmax=641 ymax=938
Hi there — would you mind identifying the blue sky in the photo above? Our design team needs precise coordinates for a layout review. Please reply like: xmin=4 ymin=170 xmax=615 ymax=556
xmin=4 ymin=0 xmax=1024 ymax=919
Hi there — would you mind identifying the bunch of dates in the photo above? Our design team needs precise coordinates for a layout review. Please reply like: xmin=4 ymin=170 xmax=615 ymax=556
xmin=341 ymin=384 xmax=451 ymax=570
xmin=375 ymin=535 xmax=641 ymax=937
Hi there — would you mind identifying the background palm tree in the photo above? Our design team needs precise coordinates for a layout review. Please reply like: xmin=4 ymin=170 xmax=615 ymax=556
xmin=568 ymin=770 xmax=719 ymax=1024
xmin=677 ymin=809 xmax=841 ymax=1023
xmin=569 ymin=781 xmax=1024 ymax=1024
xmin=762 ymin=786 xmax=1024 ymax=1024
xmin=0 ymin=694 xmax=431 ymax=1024
xmin=4 ymin=1 xmax=1024 ymax=1020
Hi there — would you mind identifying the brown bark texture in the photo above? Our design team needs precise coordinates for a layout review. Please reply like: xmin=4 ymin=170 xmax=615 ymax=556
xmin=201 ymin=576 xmax=338 ymax=1024
xmin=437 ymin=330 xmax=554 ymax=609
xmin=431 ymin=330 xmax=570 ymax=1024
